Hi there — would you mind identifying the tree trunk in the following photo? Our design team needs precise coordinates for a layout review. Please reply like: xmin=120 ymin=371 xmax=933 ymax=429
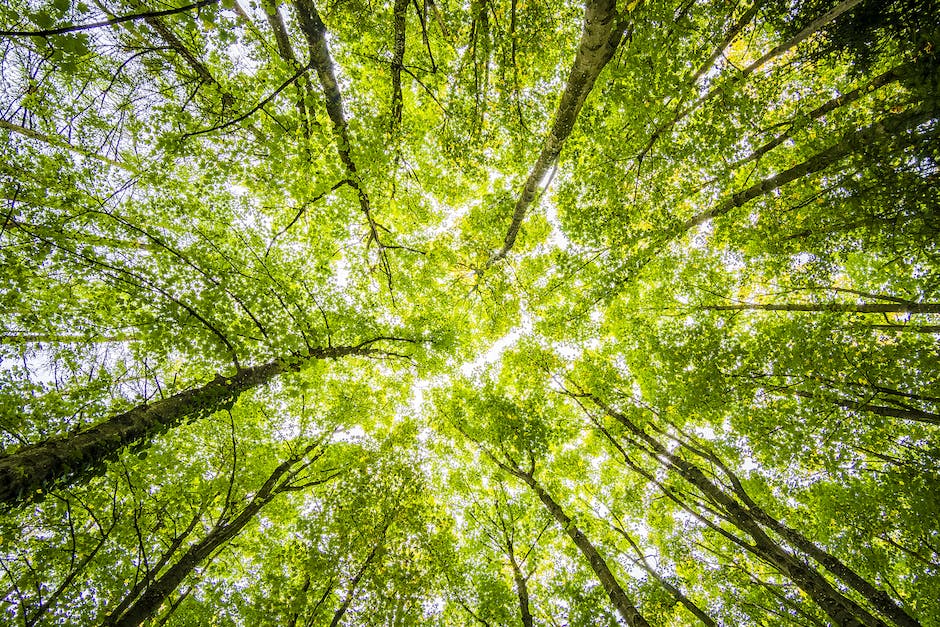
xmin=704 ymin=302 xmax=940 ymax=315
xmin=0 ymin=0 xmax=219 ymax=37
xmin=103 ymin=511 xmax=203 ymax=624
xmin=635 ymin=2 xmax=760 ymax=164
xmin=785 ymin=388 xmax=940 ymax=426
xmin=508 ymin=466 xmax=651 ymax=627
xmin=488 ymin=0 xmax=627 ymax=265
xmin=510 ymin=560 xmax=534 ymax=627
xmin=389 ymin=0 xmax=408 ymax=133
xmin=588 ymin=396 xmax=886 ymax=627
xmin=751 ymin=505 xmax=921 ymax=627
xmin=291 ymin=0 xmax=352 ymax=161
xmin=0 ymin=344 xmax=378 ymax=506
xmin=0 ymin=119 xmax=136 ymax=172
xmin=733 ymin=62 xmax=910 ymax=169
xmin=291 ymin=0 xmax=391 ymax=282
xmin=680 ymin=431 xmax=922 ymax=627
xmin=683 ymin=105 xmax=936 ymax=231
xmin=871 ymin=324 xmax=940 ymax=334
xmin=613 ymin=523 xmax=718 ymax=627
xmin=260 ymin=0 xmax=314 ymax=137
xmin=106 ymin=448 xmax=324 ymax=626
xmin=329 ymin=521 xmax=389 ymax=627
xmin=144 ymin=15 xmax=220 ymax=90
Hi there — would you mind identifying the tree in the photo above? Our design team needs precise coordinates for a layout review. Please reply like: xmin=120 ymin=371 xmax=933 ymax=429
xmin=1 ymin=0 xmax=938 ymax=624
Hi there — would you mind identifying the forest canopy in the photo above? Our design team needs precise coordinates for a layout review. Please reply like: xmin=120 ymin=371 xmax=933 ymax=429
xmin=0 ymin=0 xmax=938 ymax=624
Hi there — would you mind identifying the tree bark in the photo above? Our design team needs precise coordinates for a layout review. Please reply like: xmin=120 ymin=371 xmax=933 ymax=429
xmin=329 ymin=520 xmax=389 ymax=627
xmin=784 ymin=388 xmax=940 ymax=426
xmin=261 ymin=0 xmax=314 ymax=137
xmin=871 ymin=324 xmax=940 ymax=334
xmin=510 ymin=561 xmax=534 ymax=627
xmin=635 ymin=2 xmax=760 ymax=164
xmin=488 ymin=0 xmax=627 ymax=265
xmin=682 ymin=105 xmax=937 ymax=232
xmin=748 ymin=494 xmax=920 ymax=626
xmin=587 ymin=395 xmax=887 ymax=627
xmin=389 ymin=0 xmax=409 ymax=134
xmin=103 ymin=511 xmax=204 ymax=624
xmin=0 ymin=119 xmax=137 ymax=172
xmin=0 ymin=343 xmax=384 ymax=506
xmin=499 ymin=461 xmax=651 ymax=627
xmin=613 ymin=523 xmax=718 ymax=627
xmin=105 ymin=447 xmax=325 ymax=626
xmin=291 ymin=0 xmax=392 ymax=283
xmin=704 ymin=302 xmax=940 ymax=315
xmin=144 ymin=16 xmax=219 ymax=89
xmin=0 ymin=0 xmax=219 ymax=37
xmin=677 ymin=431 xmax=922 ymax=627
xmin=732 ymin=62 xmax=910 ymax=169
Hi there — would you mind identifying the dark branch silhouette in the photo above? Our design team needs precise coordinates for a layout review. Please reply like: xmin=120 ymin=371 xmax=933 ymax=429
xmin=0 ymin=0 xmax=219 ymax=37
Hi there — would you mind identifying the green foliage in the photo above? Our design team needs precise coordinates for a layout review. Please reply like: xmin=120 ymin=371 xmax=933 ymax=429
xmin=1 ymin=0 xmax=938 ymax=624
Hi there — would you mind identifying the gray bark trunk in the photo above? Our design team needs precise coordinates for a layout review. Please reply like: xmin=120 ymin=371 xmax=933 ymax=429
xmin=785 ymin=388 xmax=940 ymax=426
xmin=488 ymin=0 xmax=626 ymax=265
xmin=589 ymin=396 xmax=887 ymax=627
xmin=106 ymin=450 xmax=320 ymax=626
xmin=506 ymin=465 xmax=651 ymax=627
xmin=291 ymin=0 xmax=391 ymax=282
xmin=390 ymin=0 xmax=408 ymax=133
xmin=510 ymin=561 xmax=533 ymax=627
xmin=0 ymin=345 xmax=374 ymax=506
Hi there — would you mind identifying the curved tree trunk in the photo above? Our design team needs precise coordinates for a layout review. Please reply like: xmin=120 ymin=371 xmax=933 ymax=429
xmin=103 ymin=510 xmax=203 ymax=623
xmin=260 ymin=0 xmax=315 ymax=137
xmin=613 ymin=523 xmax=719 ymax=627
xmin=0 ymin=343 xmax=384 ymax=506
xmin=495 ymin=458 xmax=651 ymax=627
xmin=782 ymin=388 xmax=940 ymax=426
xmin=510 ymin=562 xmax=534 ymax=627
xmin=488 ymin=0 xmax=628 ymax=265
xmin=106 ymin=446 xmax=328 ymax=626
xmin=0 ymin=0 xmax=219 ymax=37
xmin=672 ymin=425 xmax=922 ymax=627
xmin=328 ymin=521 xmax=389 ymax=627
xmin=587 ymin=395 xmax=888 ymax=627
xmin=747 ymin=493 xmax=920 ymax=626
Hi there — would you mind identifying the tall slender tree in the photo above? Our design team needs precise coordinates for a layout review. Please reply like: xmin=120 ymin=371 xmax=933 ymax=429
xmin=1 ymin=0 xmax=937 ymax=623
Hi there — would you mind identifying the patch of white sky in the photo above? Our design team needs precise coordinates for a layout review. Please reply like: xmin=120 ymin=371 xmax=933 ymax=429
xmin=722 ymin=248 xmax=745 ymax=272
xmin=688 ymin=219 xmax=712 ymax=251
xmin=458 ymin=316 xmax=531 ymax=378
xmin=230 ymin=195 xmax=278 ymax=256
xmin=219 ymin=5 xmax=264 ymax=74
xmin=1 ymin=336 xmax=136 ymax=400
xmin=424 ymin=156 xmax=573 ymax=269
xmin=331 ymin=424 xmax=367 ymax=443
xmin=790 ymin=251 xmax=817 ymax=269
xmin=227 ymin=183 xmax=249 ymax=197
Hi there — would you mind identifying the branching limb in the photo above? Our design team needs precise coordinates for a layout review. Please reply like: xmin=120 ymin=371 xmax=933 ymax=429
xmin=488 ymin=0 xmax=629 ymax=266
xmin=0 ymin=0 xmax=219 ymax=37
